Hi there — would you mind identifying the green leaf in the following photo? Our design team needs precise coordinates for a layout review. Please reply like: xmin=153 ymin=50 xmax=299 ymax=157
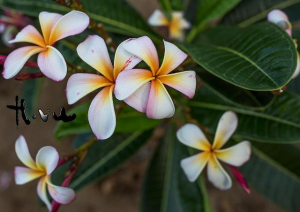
xmin=186 ymin=0 xmax=240 ymax=43
xmin=190 ymin=86 xmax=300 ymax=143
xmin=69 ymin=130 xmax=152 ymax=190
xmin=141 ymin=125 xmax=212 ymax=212
xmin=183 ymin=23 xmax=298 ymax=91
xmin=54 ymin=102 xmax=161 ymax=139
xmin=0 ymin=0 xmax=160 ymax=41
xmin=196 ymin=68 xmax=275 ymax=109
xmin=221 ymin=0 xmax=300 ymax=26
xmin=240 ymin=143 xmax=300 ymax=212
xmin=159 ymin=0 xmax=183 ymax=11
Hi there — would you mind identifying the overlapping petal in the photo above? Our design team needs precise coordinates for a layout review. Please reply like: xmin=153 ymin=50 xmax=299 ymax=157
xmin=156 ymin=41 xmax=187 ymax=75
xmin=158 ymin=71 xmax=196 ymax=98
xmin=66 ymin=73 xmax=113 ymax=104
xmin=212 ymin=111 xmax=238 ymax=150
xmin=37 ymin=46 xmax=67 ymax=81
xmin=207 ymin=154 xmax=232 ymax=190
xmin=293 ymin=53 xmax=300 ymax=79
xmin=14 ymin=167 xmax=44 ymax=185
xmin=39 ymin=12 xmax=62 ymax=44
xmin=9 ymin=25 xmax=46 ymax=47
xmin=37 ymin=176 xmax=52 ymax=211
xmin=114 ymin=69 xmax=153 ymax=100
xmin=47 ymin=180 xmax=76 ymax=204
xmin=88 ymin=85 xmax=116 ymax=140
xmin=124 ymin=82 xmax=151 ymax=113
xmin=3 ymin=46 xmax=45 ymax=79
xmin=148 ymin=9 xmax=169 ymax=26
xmin=215 ymin=141 xmax=251 ymax=166
xmin=77 ymin=35 xmax=114 ymax=81
xmin=181 ymin=152 xmax=210 ymax=182
xmin=176 ymin=123 xmax=211 ymax=151
xmin=146 ymin=79 xmax=175 ymax=119
xmin=15 ymin=135 xmax=37 ymax=170
xmin=122 ymin=36 xmax=159 ymax=73
xmin=48 ymin=10 xmax=89 ymax=45
xmin=113 ymin=40 xmax=142 ymax=79
xmin=36 ymin=146 xmax=59 ymax=175
xmin=268 ymin=10 xmax=291 ymax=36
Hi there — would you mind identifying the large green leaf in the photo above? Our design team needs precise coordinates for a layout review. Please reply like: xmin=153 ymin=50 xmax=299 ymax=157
xmin=221 ymin=0 xmax=300 ymax=26
xmin=0 ymin=0 xmax=160 ymax=41
xmin=190 ymin=86 xmax=300 ymax=143
xmin=141 ymin=125 xmax=212 ymax=212
xmin=240 ymin=143 xmax=300 ymax=212
xmin=69 ymin=130 xmax=152 ymax=190
xmin=54 ymin=102 xmax=161 ymax=139
xmin=186 ymin=0 xmax=240 ymax=42
xmin=183 ymin=23 xmax=298 ymax=91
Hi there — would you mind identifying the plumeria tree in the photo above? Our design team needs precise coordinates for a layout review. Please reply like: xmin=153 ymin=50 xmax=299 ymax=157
xmin=0 ymin=0 xmax=300 ymax=211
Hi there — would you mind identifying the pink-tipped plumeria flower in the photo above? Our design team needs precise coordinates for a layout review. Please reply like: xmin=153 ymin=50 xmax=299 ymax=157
xmin=177 ymin=111 xmax=251 ymax=190
xmin=66 ymin=35 xmax=142 ymax=139
xmin=2 ymin=10 xmax=89 ymax=81
xmin=268 ymin=9 xmax=300 ymax=79
xmin=115 ymin=36 xmax=196 ymax=119
xmin=148 ymin=9 xmax=190 ymax=41
xmin=14 ymin=135 xmax=75 ymax=211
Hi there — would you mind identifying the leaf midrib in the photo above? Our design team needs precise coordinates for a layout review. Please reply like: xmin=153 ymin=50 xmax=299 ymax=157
xmin=70 ymin=132 xmax=142 ymax=189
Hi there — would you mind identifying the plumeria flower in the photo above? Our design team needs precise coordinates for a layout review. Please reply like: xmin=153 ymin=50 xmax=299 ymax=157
xmin=66 ymin=35 xmax=141 ymax=139
xmin=177 ymin=111 xmax=251 ymax=190
xmin=2 ymin=10 xmax=89 ymax=81
xmin=14 ymin=135 xmax=75 ymax=211
xmin=115 ymin=36 xmax=196 ymax=119
xmin=148 ymin=9 xmax=191 ymax=41
xmin=268 ymin=9 xmax=300 ymax=79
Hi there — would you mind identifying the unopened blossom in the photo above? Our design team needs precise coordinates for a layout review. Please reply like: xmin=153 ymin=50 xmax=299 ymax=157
xmin=66 ymin=35 xmax=141 ymax=139
xmin=115 ymin=36 xmax=196 ymax=119
xmin=148 ymin=9 xmax=190 ymax=41
xmin=268 ymin=9 xmax=300 ymax=79
xmin=2 ymin=10 xmax=89 ymax=81
xmin=177 ymin=111 xmax=251 ymax=190
xmin=14 ymin=135 xmax=75 ymax=211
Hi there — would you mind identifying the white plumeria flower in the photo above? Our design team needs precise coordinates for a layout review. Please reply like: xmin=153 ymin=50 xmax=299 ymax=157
xmin=148 ymin=9 xmax=191 ymax=41
xmin=2 ymin=10 xmax=89 ymax=81
xmin=177 ymin=111 xmax=251 ymax=190
xmin=268 ymin=9 xmax=300 ymax=79
xmin=66 ymin=35 xmax=142 ymax=140
xmin=14 ymin=136 xmax=75 ymax=211
xmin=115 ymin=36 xmax=196 ymax=119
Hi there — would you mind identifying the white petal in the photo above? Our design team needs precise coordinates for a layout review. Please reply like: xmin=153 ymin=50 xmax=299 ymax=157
xmin=292 ymin=53 xmax=300 ymax=79
xmin=88 ymin=86 xmax=116 ymax=140
xmin=158 ymin=71 xmax=196 ymax=98
xmin=2 ymin=25 xmax=18 ymax=47
xmin=48 ymin=10 xmax=89 ymax=45
xmin=215 ymin=141 xmax=251 ymax=167
xmin=9 ymin=25 xmax=46 ymax=46
xmin=176 ymin=123 xmax=211 ymax=151
xmin=114 ymin=69 xmax=153 ymax=100
xmin=146 ymin=79 xmax=175 ymax=119
xmin=124 ymin=82 xmax=151 ymax=113
xmin=207 ymin=154 xmax=232 ymax=190
xmin=77 ymin=35 xmax=114 ymax=81
xmin=148 ymin=9 xmax=169 ymax=26
xmin=212 ymin=111 xmax=238 ymax=150
xmin=3 ymin=46 xmax=45 ymax=79
xmin=36 ymin=146 xmax=59 ymax=175
xmin=37 ymin=176 xmax=52 ymax=211
xmin=39 ymin=11 xmax=63 ymax=44
xmin=14 ymin=167 xmax=44 ymax=185
xmin=37 ymin=46 xmax=67 ymax=81
xmin=47 ymin=179 xmax=76 ymax=204
xmin=122 ymin=36 xmax=159 ymax=73
xmin=66 ymin=73 xmax=113 ymax=104
xmin=113 ymin=39 xmax=142 ymax=79
xmin=156 ymin=41 xmax=187 ymax=75
xmin=15 ymin=135 xmax=37 ymax=170
xmin=181 ymin=152 xmax=210 ymax=182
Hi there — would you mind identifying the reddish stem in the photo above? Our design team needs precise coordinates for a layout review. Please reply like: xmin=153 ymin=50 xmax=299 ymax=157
xmin=229 ymin=165 xmax=251 ymax=194
xmin=14 ymin=72 xmax=44 ymax=80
